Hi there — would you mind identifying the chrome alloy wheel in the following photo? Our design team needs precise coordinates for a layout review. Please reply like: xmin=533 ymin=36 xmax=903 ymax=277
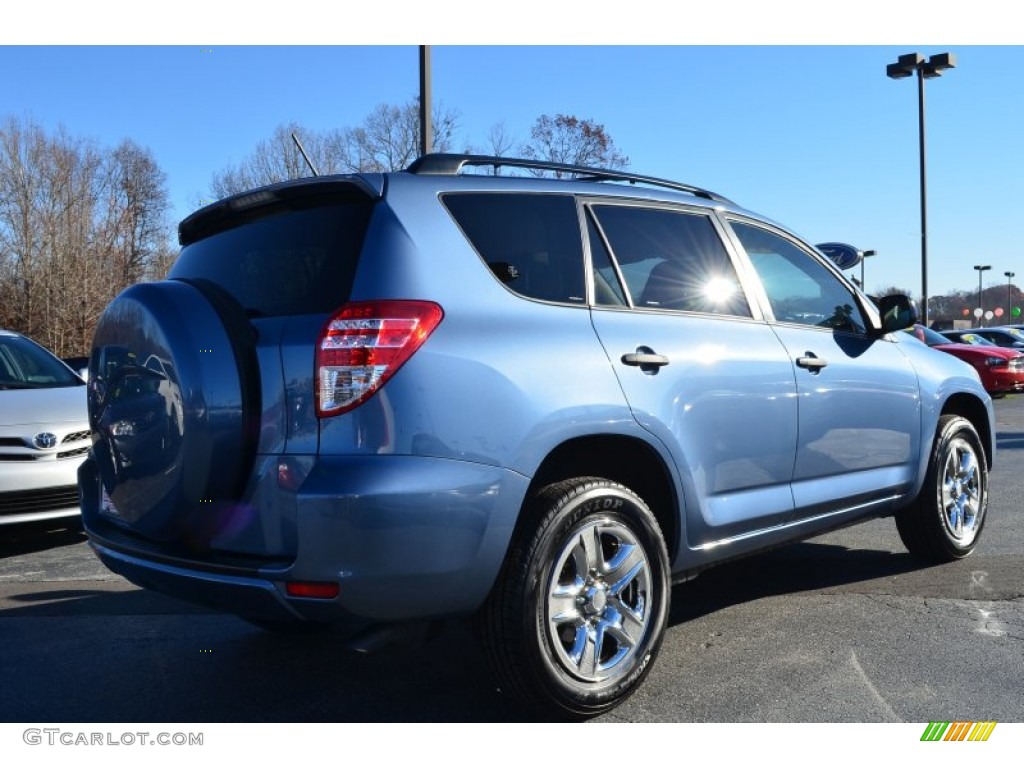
xmin=941 ymin=436 xmax=982 ymax=542
xmin=545 ymin=518 xmax=653 ymax=683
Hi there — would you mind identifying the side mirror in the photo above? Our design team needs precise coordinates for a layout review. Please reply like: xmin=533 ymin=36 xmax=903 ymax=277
xmin=876 ymin=294 xmax=920 ymax=333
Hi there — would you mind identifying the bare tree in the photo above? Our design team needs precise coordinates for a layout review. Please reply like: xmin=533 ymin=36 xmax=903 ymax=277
xmin=469 ymin=121 xmax=518 ymax=175
xmin=0 ymin=116 xmax=173 ymax=356
xmin=210 ymin=99 xmax=460 ymax=198
xmin=95 ymin=140 xmax=171 ymax=288
xmin=486 ymin=121 xmax=516 ymax=158
xmin=209 ymin=121 xmax=341 ymax=199
xmin=521 ymin=114 xmax=628 ymax=175
xmin=0 ymin=117 xmax=100 ymax=350
xmin=928 ymin=290 xmax=974 ymax=324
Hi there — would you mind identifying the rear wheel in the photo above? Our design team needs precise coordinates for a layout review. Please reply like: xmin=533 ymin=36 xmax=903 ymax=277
xmin=476 ymin=477 xmax=670 ymax=718
xmin=896 ymin=415 xmax=988 ymax=562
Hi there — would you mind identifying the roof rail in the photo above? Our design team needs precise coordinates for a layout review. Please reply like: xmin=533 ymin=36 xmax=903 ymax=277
xmin=406 ymin=153 xmax=733 ymax=204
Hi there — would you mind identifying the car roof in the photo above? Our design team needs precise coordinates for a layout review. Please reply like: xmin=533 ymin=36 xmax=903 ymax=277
xmin=180 ymin=154 xmax=789 ymax=246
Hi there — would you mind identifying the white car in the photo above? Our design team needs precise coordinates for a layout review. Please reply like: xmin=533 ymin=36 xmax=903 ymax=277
xmin=0 ymin=330 xmax=89 ymax=526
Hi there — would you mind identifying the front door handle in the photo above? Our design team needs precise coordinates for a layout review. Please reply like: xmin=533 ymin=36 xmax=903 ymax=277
xmin=796 ymin=353 xmax=828 ymax=372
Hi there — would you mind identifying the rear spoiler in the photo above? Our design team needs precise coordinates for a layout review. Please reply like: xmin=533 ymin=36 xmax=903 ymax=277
xmin=179 ymin=176 xmax=381 ymax=246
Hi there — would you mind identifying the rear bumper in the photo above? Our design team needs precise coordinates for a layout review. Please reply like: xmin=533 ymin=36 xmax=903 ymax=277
xmin=91 ymin=540 xmax=305 ymax=622
xmin=82 ymin=454 xmax=529 ymax=626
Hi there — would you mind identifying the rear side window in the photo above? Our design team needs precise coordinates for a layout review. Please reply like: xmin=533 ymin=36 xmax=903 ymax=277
xmin=443 ymin=193 xmax=586 ymax=304
xmin=170 ymin=195 xmax=374 ymax=317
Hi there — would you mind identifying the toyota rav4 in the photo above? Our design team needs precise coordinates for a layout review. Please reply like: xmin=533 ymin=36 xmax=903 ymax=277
xmin=80 ymin=154 xmax=994 ymax=717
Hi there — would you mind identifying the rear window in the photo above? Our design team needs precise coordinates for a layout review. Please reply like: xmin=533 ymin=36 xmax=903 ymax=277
xmin=170 ymin=195 xmax=374 ymax=317
xmin=442 ymin=193 xmax=585 ymax=304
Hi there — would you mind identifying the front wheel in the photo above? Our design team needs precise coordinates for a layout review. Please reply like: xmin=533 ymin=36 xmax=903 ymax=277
xmin=476 ymin=477 xmax=670 ymax=718
xmin=896 ymin=415 xmax=988 ymax=562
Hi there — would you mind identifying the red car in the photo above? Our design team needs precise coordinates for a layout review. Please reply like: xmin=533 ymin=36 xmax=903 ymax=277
xmin=908 ymin=324 xmax=1024 ymax=396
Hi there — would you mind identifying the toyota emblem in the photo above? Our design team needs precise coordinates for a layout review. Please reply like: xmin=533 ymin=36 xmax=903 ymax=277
xmin=33 ymin=432 xmax=58 ymax=449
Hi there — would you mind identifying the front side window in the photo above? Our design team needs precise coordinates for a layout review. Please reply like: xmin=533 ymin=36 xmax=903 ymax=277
xmin=730 ymin=221 xmax=867 ymax=334
xmin=589 ymin=205 xmax=751 ymax=317
xmin=443 ymin=193 xmax=586 ymax=304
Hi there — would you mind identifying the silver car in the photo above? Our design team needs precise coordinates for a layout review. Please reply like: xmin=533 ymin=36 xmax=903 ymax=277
xmin=0 ymin=330 xmax=89 ymax=526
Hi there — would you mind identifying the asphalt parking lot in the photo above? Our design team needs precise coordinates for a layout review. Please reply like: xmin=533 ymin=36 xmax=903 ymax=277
xmin=1 ymin=398 xmax=1021 ymax=723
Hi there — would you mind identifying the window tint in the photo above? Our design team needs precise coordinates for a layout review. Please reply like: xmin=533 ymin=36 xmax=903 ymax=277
xmin=590 ymin=205 xmax=751 ymax=317
xmin=730 ymin=221 xmax=867 ymax=334
xmin=170 ymin=195 xmax=373 ymax=317
xmin=443 ymin=194 xmax=586 ymax=304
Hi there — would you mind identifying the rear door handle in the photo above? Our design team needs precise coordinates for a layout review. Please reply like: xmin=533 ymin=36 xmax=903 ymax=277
xmin=796 ymin=353 xmax=827 ymax=372
xmin=622 ymin=352 xmax=670 ymax=367
xmin=622 ymin=348 xmax=670 ymax=374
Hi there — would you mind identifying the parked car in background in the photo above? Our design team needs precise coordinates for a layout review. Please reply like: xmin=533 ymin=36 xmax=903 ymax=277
xmin=0 ymin=330 xmax=89 ymax=526
xmin=939 ymin=330 xmax=1000 ymax=347
xmin=908 ymin=324 xmax=1024 ymax=396
xmin=80 ymin=154 xmax=995 ymax=717
xmin=944 ymin=327 xmax=1024 ymax=349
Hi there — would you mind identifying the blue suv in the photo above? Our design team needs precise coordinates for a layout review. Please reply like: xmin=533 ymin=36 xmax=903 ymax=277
xmin=79 ymin=154 xmax=994 ymax=717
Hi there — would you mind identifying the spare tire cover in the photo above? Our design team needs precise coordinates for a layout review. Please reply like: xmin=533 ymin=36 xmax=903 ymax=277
xmin=89 ymin=279 xmax=258 ymax=544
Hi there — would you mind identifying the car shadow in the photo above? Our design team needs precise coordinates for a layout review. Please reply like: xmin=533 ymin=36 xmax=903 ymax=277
xmin=0 ymin=520 xmax=86 ymax=559
xmin=0 ymin=583 xmax=534 ymax=722
xmin=0 ymin=537 xmax=948 ymax=724
xmin=667 ymin=540 xmax=976 ymax=626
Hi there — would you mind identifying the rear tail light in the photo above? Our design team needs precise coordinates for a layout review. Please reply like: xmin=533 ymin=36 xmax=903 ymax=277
xmin=316 ymin=300 xmax=443 ymax=417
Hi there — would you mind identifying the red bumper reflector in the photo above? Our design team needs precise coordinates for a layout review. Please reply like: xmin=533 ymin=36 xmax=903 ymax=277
xmin=286 ymin=581 xmax=340 ymax=599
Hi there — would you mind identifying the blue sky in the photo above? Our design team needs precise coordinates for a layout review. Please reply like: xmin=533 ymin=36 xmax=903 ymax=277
xmin=3 ymin=7 xmax=1022 ymax=302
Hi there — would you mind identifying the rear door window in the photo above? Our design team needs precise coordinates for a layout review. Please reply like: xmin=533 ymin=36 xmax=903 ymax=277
xmin=442 ymin=193 xmax=586 ymax=304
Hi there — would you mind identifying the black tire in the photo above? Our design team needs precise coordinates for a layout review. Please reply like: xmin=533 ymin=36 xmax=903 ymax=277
xmin=476 ymin=477 xmax=670 ymax=718
xmin=896 ymin=415 xmax=988 ymax=562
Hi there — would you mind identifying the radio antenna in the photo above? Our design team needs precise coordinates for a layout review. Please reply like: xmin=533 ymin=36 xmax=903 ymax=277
xmin=291 ymin=132 xmax=319 ymax=177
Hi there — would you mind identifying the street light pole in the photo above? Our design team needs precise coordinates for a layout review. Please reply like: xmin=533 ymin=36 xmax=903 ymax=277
xmin=1007 ymin=271 xmax=1016 ymax=319
xmin=975 ymin=264 xmax=991 ymax=327
xmin=887 ymin=52 xmax=956 ymax=328
xmin=419 ymin=45 xmax=432 ymax=157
